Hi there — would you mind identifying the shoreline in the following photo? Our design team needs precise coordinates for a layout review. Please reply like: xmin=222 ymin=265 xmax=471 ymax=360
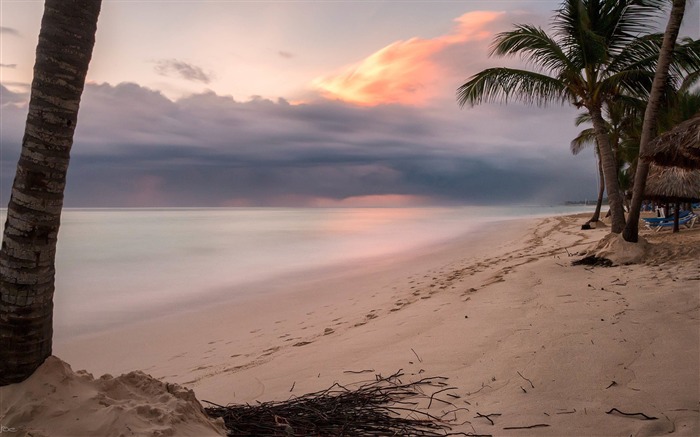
xmin=47 ymin=206 xmax=589 ymax=341
xmin=52 ymin=214 xmax=531 ymax=343
xmin=53 ymin=216 xmax=533 ymax=374
xmin=4 ymin=212 xmax=699 ymax=436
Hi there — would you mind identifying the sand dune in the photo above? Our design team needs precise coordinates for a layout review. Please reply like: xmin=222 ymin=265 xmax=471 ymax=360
xmin=2 ymin=213 xmax=698 ymax=436
xmin=0 ymin=356 xmax=225 ymax=436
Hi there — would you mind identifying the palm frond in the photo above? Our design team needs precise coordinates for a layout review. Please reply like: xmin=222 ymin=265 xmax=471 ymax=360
xmin=609 ymin=94 xmax=647 ymax=115
xmin=490 ymin=24 xmax=577 ymax=73
xmin=605 ymin=33 xmax=663 ymax=75
xmin=574 ymin=112 xmax=592 ymax=126
xmin=605 ymin=35 xmax=700 ymax=95
xmin=606 ymin=0 xmax=666 ymax=54
xmin=598 ymin=68 xmax=655 ymax=99
xmin=679 ymin=70 xmax=700 ymax=92
xmin=670 ymin=38 xmax=700 ymax=79
xmin=553 ymin=0 xmax=664 ymax=58
xmin=571 ymin=127 xmax=597 ymax=155
xmin=457 ymin=68 xmax=570 ymax=108
xmin=662 ymin=89 xmax=700 ymax=130
xmin=553 ymin=0 xmax=608 ymax=68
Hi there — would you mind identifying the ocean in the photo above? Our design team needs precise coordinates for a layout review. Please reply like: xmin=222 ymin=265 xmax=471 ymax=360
xmin=1 ymin=206 xmax=591 ymax=339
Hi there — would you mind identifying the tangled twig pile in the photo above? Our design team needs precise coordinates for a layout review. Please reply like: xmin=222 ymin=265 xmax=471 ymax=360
xmin=203 ymin=370 xmax=474 ymax=436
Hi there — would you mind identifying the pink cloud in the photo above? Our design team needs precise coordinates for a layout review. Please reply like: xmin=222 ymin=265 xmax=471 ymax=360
xmin=313 ymin=11 xmax=504 ymax=106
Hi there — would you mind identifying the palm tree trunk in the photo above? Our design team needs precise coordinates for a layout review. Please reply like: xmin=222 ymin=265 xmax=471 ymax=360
xmin=590 ymin=146 xmax=605 ymax=223
xmin=589 ymin=106 xmax=626 ymax=233
xmin=624 ymin=0 xmax=686 ymax=242
xmin=673 ymin=201 xmax=680 ymax=233
xmin=0 ymin=0 xmax=101 ymax=385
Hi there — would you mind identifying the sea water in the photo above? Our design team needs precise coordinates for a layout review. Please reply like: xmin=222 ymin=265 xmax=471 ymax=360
xmin=0 ymin=206 xmax=591 ymax=339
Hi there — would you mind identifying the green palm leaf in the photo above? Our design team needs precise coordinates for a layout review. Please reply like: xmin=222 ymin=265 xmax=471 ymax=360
xmin=490 ymin=25 xmax=576 ymax=73
xmin=456 ymin=68 xmax=570 ymax=108
xmin=605 ymin=33 xmax=663 ymax=74
xmin=571 ymin=127 xmax=597 ymax=155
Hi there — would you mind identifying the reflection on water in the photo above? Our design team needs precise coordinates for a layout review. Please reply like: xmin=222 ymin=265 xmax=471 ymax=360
xmin=0 ymin=206 xmax=591 ymax=338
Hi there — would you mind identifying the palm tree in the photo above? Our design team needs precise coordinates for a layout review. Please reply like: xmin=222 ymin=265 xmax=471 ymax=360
xmin=572 ymin=95 xmax=647 ymax=221
xmin=625 ymin=0 xmax=690 ymax=242
xmin=573 ymin=79 xmax=699 ymax=228
xmin=570 ymin=115 xmax=607 ymax=224
xmin=457 ymin=0 xmax=670 ymax=233
xmin=0 ymin=0 xmax=102 ymax=385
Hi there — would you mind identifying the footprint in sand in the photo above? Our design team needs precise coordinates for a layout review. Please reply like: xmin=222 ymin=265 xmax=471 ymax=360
xmin=191 ymin=365 xmax=211 ymax=371
xmin=293 ymin=341 xmax=313 ymax=347
xmin=168 ymin=352 xmax=187 ymax=361
xmin=260 ymin=346 xmax=281 ymax=357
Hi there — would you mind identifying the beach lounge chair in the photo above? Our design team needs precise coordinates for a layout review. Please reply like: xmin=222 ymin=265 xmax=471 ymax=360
xmin=645 ymin=213 xmax=698 ymax=232
xmin=642 ymin=210 xmax=691 ymax=225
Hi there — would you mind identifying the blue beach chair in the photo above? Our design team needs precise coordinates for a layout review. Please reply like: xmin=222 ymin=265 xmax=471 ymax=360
xmin=645 ymin=213 xmax=698 ymax=232
xmin=642 ymin=210 xmax=691 ymax=225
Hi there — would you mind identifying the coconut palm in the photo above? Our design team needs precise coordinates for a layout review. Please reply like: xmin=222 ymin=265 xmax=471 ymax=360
xmin=458 ymin=0 xmax=674 ymax=233
xmin=0 ymin=0 xmax=102 ymax=385
xmin=570 ymin=115 xmax=606 ymax=224
xmin=573 ymin=74 xmax=700 ymax=225
xmin=572 ymin=96 xmax=646 ymax=212
xmin=625 ymin=0 xmax=691 ymax=242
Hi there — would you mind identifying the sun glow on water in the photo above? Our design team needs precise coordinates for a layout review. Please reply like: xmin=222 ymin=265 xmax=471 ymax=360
xmin=0 ymin=205 xmax=592 ymax=339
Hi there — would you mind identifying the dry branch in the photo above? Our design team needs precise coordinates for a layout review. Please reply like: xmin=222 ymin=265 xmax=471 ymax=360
xmin=605 ymin=408 xmax=658 ymax=420
xmin=204 ymin=370 xmax=473 ymax=436
xmin=503 ymin=423 xmax=550 ymax=430
xmin=474 ymin=412 xmax=501 ymax=425
xmin=516 ymin=371 xmax=534 ymax=388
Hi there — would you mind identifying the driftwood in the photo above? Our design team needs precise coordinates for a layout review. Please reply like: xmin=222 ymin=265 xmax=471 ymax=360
xmin=204 ymin=370 xmax=475 ymax=436
xmin=605 ymin=408 xmax=658 ymax=420
xmin=503 ymin=423 xmax=550 ymax=430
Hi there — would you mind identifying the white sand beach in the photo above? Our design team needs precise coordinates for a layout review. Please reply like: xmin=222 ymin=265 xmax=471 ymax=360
xmin=2 ymin=212 xmax=699 ymax=436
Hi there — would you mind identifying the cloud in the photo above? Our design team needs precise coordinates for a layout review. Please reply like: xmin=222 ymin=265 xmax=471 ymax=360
xmin=154 ymin=59 xmax=211 ymax=84
xmin=0 ymin=84 xmax=29 ymax=107
xmin=0 ymin=81 xmax=592 ymax=208
xmin=278 ymin=50 xmax=294 ymax=59
xmin=312 ymin=11 xmax=505 ymax=106
xmin=0 ymin=26 xmax=20 ymax=37
xmin=0 ymin=64 xmax=17 ymax=69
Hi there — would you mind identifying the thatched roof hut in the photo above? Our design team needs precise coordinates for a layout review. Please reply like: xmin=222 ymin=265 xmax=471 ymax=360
xmin=641 ymin=114 xmax=700 ymax=169
xmin=644 ymin=164 xmax=700 ymax=202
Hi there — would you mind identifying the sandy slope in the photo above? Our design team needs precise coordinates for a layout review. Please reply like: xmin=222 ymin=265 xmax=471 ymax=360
xmin=2 ymin=213 xmax=698 ymax=436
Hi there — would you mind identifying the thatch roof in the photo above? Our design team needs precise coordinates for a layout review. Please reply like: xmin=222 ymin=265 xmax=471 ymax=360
xmin=641 ymin=114 xmax=700 ymax=169
xmin=644 ymin=164 xmax=700 ymax=202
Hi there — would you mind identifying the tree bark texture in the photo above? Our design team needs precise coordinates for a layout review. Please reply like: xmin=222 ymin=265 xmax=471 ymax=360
xmin=0 ymin=0 xmax=101 ymax=385
xmin=589 ymin=105 xmax=627 ymax=233
xmin=623 ymin=0 xmax=686 ymax=242
xmin=590 ymin=146 xmax=605 ymax=223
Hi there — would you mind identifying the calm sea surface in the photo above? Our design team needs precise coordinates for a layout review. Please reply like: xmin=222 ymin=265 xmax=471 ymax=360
xmin=1 ymin=206 xmax=591 ymax=339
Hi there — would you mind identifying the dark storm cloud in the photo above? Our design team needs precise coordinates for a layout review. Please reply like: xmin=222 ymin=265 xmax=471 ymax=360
xmin=154 ymin=59 xmax=211 ymax=84
xmin=0 ymin=84 xmax=28 ymax=106
xmin=0 ymin=26 xmax=20 ymax=37
xmin=0 ymin=82 xmax=595 ymax=207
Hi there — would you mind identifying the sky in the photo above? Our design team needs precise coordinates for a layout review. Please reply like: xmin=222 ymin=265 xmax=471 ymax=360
xmin=1 ymin=0 xmax=698 ymax=208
